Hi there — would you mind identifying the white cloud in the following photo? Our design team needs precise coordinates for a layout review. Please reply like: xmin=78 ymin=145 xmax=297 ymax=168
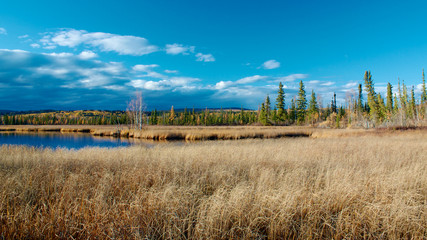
xmin=416 ymin=83 xmax=423 ymax=93
xmin=41 ymin=29 xmax=158 ymax=56
xmin=35 ymin=67 xmax=70 ymax=79
xmin=132 ymin=64 xmax=166 ymax=79
xmin=214 ymin=81 xmax=233 ymax=90
xmin=132 ymin=64 xmax=159 ymax=72
xmin=214 ymin=75 xmax=267 ymax=90
xmin=343 ymin=81 xmax=358 ymax=88
xmin=165 ymin=69 xmax=178 ymax=74
xmin=168 ymin=77 xmax=200 ymax=87
xmin=321 ymin=81 xmax=335 ymax=86
xmin=262 ymin=59 xmax=280 ymax=69
xmin=43 ymin=46 xmax=57 ymax=50
xmin=43 ymin=52 xmax=74 ymax=57
xmin=274 ymin=74 xmax=308 ymax=82
xmin=165 ymin=43 xmax=195 ymax=55
xmin=0 ymin=28 xmax=7 ymax=35
xmin=0 ymin=49 xmax=28 ymax=53
xmin=236 ymin=75 xmax=267 ymax=84
xmin=78 ymin=50 xmax=98 ymax=60
xmin=18 ymin=34 xmax=29 ymax=39
xmin=140 ymin=71 xmax=166 ymax=79
xmin=196 ymin=53 xmax=215 ymax=62
xmin=128 ymin=77 xmax=200 ymax=91
xmin=30 ymin=43 xmax=41 ymax=48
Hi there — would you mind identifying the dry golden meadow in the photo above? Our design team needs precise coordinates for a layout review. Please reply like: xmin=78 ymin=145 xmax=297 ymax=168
xmin=0 ymin=128 xmax=426 ymax=239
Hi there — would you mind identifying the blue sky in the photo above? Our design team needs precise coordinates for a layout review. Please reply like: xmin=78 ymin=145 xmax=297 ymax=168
xmin=1 ymin=0 xmax=427 ymax=110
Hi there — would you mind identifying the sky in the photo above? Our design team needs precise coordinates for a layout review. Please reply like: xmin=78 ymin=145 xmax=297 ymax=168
xmin=1 ymin=0 xmax=427 ymax=111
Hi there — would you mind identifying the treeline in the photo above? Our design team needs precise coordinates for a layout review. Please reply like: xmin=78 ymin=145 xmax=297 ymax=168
xmin=0 ymin=111 xmax=129 ymax=125
xmin=256 ymin=70 xmax=427 ymax=128
xmin=2 ymin=70 xmax=427 ymax=128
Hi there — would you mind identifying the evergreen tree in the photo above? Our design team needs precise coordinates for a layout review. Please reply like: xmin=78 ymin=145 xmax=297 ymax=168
xmin=393 ymin=93 xmax=399 ymax=113
xmin=410 ymin=86 xmax=416 ymax=119
xmin=377 ymin=93 xmax=386 ymax=121
xmin=331 ymin=93 xmax=337 ymax=113
xmin=386 ymin=82 xmax=393 ymax=114
xmin=422 ymin=69 xmax=427 ymax=103
xmin=296 ymin=80 xmax=307 ymax=124
xmin=357 ymin=83 xmax=363 ymax=112
xmin=308 ymin=90 xmax=319 ymax=124
xmin=421 ymin=69 xmax=427 ymax=118
xmin=265 ymin=95 xmax=271 ymax=119
xmin=275 ymin=82 xmax=286 ymax=121
xmin=259 ymin=103 xmax=267 ymax=125
xmin=401 ymin=80 xmax=409 ymax=115
xmin=364 ymin=70 xmax=378 ymax=121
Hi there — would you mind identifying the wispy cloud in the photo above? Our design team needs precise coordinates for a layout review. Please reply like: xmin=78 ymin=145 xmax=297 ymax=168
xmin=237 ymin=75 xmax=267 ymax=84
xmin=30 ymin=43 xmax=41 ymax=48
xmin=0 ymin=28 xmax=7 ymax=35
xmin=132 ymin=64 xmax=166 ymax=79
xmin=165 ymin=43 xmax=195 ymax=55
xmin=196 ymin=53 xmax=215 ymax=62
xmin=274 ymin=74 xmax=308 ymax=82
xmin=262 ymin=59 xmax=280 ymax=69
xmin=164 ymin=69 xmax=178 ymax=74
xmin=213 ymin=75 xmax=267 ymax=90
xmin=40 ymin=29 xmax=158 ymax=55
xmin=132 ymin=64 xmax=159 ymax=72
xmin=128 ymin=77 xmax=200 ymax=91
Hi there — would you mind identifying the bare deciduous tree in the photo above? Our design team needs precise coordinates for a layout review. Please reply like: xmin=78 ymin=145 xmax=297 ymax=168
xmin=127 ymin=92 xmax=145 ymax=130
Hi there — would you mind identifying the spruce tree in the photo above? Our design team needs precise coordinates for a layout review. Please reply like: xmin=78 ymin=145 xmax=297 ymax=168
xmin=393 ymin=93 xmax=399 ymax=113
xmin=410 ymin=86 xmax=416 ymax=119
xmin=377 ymin=93 xmax=386 ymax=121
xmin=358 ymin=83 xmax=363 ymax=112
xmin=259 ymin=103 xmax=267 ymax=125
xmin=296 ymin=80 xmax=307 ymax=124
xmin=308 ymin=90 xmax=319 ymax=124
xmin=386 ymin=82 xmax=393 ymax=114
xmin=422 ymin=69 xmax=427 ymax=103
xmin=275 ymin=82 xmax=286 ymax=121
xmin=363 ymin=70 xmax=378 ymax=121
xmin=265 ymin=95 xmax=271 ymax=119
xmin=401 ymin=80 xmax=408 ymax=115
xmin=421 ymin=69 xmax=427 ymax=118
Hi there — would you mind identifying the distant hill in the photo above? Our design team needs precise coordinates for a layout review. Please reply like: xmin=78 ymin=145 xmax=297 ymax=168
xmin=163 ymin=107 xmax=253 ymax=113
xmin=0 ymin=110 xmax=15 ymax=114
xmin=0 ymin=108 xmax=254 ymax=115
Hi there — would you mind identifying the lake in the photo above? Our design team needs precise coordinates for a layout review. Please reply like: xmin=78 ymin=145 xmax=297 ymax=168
xmin=0 ymin=132 xmax=155 ymax=149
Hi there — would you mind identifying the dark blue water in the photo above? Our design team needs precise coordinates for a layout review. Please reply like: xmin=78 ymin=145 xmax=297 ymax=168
xmin=0 ymin=132 xmax=150 ymax=149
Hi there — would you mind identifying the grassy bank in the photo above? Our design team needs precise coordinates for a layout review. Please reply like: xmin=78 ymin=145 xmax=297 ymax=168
xmin=0 ymin=124 xmax=418 ymax=141
xmin=1 ymin=132 xmax=426 ymax=239
xmin=0 ymin=125 xmax=316 ymax=140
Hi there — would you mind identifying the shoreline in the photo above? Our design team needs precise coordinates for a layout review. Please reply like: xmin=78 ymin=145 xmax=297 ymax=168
xmin=0 ymin=125 xmax=425 ymax=141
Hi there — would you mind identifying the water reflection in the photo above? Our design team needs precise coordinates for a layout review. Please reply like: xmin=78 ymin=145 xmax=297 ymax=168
xmin=0 ymin=132 xmax=157 ymax=149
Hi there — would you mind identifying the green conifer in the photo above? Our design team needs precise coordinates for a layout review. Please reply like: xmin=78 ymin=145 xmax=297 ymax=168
xmin=275 ymin=82 xmax=286 ymax=121
xmin=296 ymin=80 xmax=307 ymax=124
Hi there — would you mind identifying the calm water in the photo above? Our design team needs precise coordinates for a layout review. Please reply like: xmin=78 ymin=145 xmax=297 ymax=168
xmin=0 ymin=132 xmax=154 ymax=149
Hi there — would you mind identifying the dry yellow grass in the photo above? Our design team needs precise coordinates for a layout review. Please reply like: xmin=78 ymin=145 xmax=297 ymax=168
xmin=0 ymin=132 xmax=426 ymax=239
xmin=0 ymin=124 xmax=401 ymax=140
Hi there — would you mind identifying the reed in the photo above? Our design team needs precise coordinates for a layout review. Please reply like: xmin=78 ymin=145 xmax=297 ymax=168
xmin=0 ymin=132 xmax=426 ymax=239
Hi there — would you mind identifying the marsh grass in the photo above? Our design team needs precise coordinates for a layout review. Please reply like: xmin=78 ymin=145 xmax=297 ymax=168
xmin=0 ymin=132 xmax=426 ymax=239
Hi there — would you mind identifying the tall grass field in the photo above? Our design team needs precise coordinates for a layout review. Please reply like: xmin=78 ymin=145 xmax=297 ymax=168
xmin=0 ymin=131 xmax=426 ymax=239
